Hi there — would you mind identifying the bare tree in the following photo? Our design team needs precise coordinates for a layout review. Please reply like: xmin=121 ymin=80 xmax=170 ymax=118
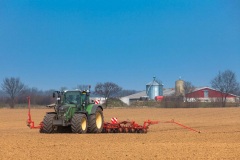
xmin=1 ymin=77 xmax=25 ymax=108
xmin=94 ymin=82 xmax=122 ymax=108
xmin=211 ymin=70 xmax=240 ymax=107
xmin=76 ymin=85 xmax=90 ymax=91
xmin=183 ymin=81 xmax=195 ymax=103
xmin=236 ymin=87 xmax=240 ymax=96
xmin=184 ymin=81 xmax=195 ymax=94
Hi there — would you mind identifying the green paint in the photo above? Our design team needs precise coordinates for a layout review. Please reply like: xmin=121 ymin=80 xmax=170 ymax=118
xmin=53 ymin=90 xmax=99 ymax=124
xmin=64 ymin=105 xmax=77 ymax=121
xmin=86 ymin=104 xmax=94 ymax=114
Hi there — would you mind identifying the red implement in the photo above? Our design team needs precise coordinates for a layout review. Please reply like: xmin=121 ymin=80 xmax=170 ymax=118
xmin=102 ymin=119 xmax=160 ymax=133
xmin=163 ymin=119 xmax=201 ymax=133
xmin=26 ymin=97 xmax=43 ymax=129
xmin=102 ymin=118 xmax=200 ymax=134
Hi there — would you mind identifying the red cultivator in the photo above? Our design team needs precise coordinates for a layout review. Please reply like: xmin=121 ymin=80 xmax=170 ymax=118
xmin=102 ymin=120 xmax=158 ymax=133
xmin=102 ymin=118 xmax=200 ymax=134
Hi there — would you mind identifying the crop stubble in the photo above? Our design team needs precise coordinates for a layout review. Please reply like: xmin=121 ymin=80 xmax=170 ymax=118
xmin=0 ymin=107 xmax=240 ymax=159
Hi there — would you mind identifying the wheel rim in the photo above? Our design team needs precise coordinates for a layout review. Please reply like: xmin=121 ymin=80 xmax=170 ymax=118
xmin=96 ymin=112 xmax=102 ymax=129
xmin=81 ymin=117 xmax=87 ymax=131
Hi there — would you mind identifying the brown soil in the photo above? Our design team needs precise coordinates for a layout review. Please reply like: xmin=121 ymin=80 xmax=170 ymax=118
xmin=0 ymin=107 xmax=240 ymax=159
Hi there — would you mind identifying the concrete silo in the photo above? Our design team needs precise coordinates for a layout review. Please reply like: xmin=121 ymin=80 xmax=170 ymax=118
xmin=146 ymin=77 xmax=163 ymax=100
xmin=175 ymin=79 xmax=185 ymax=96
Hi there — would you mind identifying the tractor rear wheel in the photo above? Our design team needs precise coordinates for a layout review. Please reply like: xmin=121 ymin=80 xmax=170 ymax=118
xmin=71 ymin=114 xmax=88 ymax=134
xmin=88 ymin=107 xmax=104 ymax=133
xmin=41 ymin=114 xmax=56 ymax=133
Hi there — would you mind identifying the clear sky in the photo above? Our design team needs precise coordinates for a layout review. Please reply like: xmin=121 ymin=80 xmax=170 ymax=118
xmin=0 ymin=0 xmax=239 ymax=91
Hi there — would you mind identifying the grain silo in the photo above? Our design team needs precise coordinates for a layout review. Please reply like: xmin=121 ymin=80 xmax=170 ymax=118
xmin=175 ymin=78 xmax=184 ymax=96
xmin=146 ymin=77 xmax=163 ymax=100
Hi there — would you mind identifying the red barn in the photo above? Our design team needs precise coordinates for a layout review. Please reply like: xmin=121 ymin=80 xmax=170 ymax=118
xmin=185 ymin=87 xmax=239 ymax=102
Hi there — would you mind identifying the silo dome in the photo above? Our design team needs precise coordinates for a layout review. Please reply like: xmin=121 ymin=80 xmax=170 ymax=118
xmin=146 ymin=77 xmax=163 ymax=100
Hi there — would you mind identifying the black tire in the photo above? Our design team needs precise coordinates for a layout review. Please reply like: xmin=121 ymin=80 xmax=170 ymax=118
xmin=71 ymin=114 xmax=88 ymax=134
xmin=57 ymin=126 xmax=72 ymax=133
xmin=41 ymin=114 xmax=56 ymax=133
xmin=39 ymin=128 xmax=44 ymax=133
xmin=88 ymin=107 xmax=104 ymax=133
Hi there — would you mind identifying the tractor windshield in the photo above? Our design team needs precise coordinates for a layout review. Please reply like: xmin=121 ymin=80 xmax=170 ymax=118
xmin=63 ymin=91 xmax=81 ymax=105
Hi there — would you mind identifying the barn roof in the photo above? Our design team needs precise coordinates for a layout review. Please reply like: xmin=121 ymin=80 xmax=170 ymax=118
xmin=187 ymin=86 xmax=239 ymax=97
xmin=163 ymin=88 xmax=175 ymax=96
xmin=125 ymin=91 xmax=146 ymax=99
xmin=121 ymin=88 xmax=175 ymax=99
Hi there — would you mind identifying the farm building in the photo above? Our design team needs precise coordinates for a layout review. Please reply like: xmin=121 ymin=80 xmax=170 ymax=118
xmin=120 ymin=78 xmax=183 ymax=105
xmin=120 ymin=88 xmax=175 ymax=105
xmin=120 ymin=77 xmax=239 ymax=105
xmin=185 ymin=87 xmax=239 ymax=103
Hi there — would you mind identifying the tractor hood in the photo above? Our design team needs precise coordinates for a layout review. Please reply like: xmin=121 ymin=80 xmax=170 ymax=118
xmin=58 ymin=104 xmax=76 ymax=113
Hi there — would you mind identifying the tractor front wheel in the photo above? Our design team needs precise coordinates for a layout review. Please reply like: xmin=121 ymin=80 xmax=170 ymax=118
xmin=88 ymin=107 xmax=104 ymax=133
xmin=71 ymin=114 xmax=88 ymax=134
xmin=41 ymin=114 xmax=56 ymax=133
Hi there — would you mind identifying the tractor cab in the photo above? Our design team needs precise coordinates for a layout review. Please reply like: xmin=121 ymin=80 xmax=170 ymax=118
xmin=52 ymin=90 xmax=92 ymax=114
xmin=54 ymin=90 xmax=91 ymax=104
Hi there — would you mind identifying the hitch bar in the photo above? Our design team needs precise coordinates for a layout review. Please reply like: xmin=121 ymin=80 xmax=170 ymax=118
xmin=26 ymin=97 xmax=43 ymax=129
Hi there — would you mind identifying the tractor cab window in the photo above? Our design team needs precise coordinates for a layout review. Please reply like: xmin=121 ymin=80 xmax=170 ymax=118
xmin=76 ymin=95 xmax=80 ymax=104
xmin=63 ymin=91 xmax=81 ymax=104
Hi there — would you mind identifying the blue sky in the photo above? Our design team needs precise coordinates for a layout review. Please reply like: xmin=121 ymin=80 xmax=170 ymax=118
xmin=0 ymin=0 xmax=239 ymax=91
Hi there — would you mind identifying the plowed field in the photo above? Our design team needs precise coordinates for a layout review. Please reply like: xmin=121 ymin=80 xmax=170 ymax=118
xmin=0 ymin=107 xmax=240 ymax=159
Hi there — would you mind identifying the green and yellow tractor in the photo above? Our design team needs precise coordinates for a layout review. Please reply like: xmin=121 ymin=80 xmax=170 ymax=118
xmin=40 ymin=88 xmax=103 ymax=134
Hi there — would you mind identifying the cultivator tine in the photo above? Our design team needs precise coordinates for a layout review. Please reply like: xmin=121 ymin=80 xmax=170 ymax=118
xmin=130 ymin=128 xmax=135 ymax=133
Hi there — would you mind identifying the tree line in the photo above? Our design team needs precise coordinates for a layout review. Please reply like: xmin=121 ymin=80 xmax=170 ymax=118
xmin=0 ymin=69 xmax=239 ymax=108
xmin=0 ymin=78 xmax=56 ymax=108
xmin=0 ymin=78 xmax=136 ymax=108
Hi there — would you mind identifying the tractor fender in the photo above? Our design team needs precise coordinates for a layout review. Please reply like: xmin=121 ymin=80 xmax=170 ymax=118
xmin=86 ymin=104 xmax=103 ymax=115
xmin=74 ymin=111 xmax=88 ymax=116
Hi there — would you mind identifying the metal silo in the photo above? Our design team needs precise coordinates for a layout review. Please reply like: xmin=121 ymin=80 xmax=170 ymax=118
xmin=146 ymin=77 xmax=163 ymax=100
xmin=175 ymin=78 xmax=184 ymax=96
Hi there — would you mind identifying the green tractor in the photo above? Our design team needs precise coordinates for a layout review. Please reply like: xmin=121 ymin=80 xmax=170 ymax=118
xmin=40 ymin=88 xmax=104 ymax=134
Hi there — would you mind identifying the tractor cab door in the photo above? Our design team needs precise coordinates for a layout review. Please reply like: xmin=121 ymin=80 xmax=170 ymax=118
xmin=75 ymin=92 xmax=87 ymax=111
xmin=81 ymin=92 xmax=87 ymax=107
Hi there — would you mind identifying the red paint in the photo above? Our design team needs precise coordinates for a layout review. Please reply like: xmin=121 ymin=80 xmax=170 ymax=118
xmin=94 ymin=99 xmax=100 ymax=104
xmin=111 ymin=117 xmax=118 ymax=124
xmin=185 ymin=87 xmax=236 ymax=98
xmin=155 ymin=96 xmax=164 ymax=101
xmin=103 ymin=119 xmax=200 ymax=133
xmin=26 ymin=97 xmax=43 ymax=129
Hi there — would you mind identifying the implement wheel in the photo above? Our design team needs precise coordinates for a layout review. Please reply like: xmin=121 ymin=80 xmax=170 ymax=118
xmin=88 ymin=107 xmax=104 ymax=133
xmin=71 ymin=114 xmax=88 ymax=134
xmin=41 ymin=114 xmax=56 ymax=133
